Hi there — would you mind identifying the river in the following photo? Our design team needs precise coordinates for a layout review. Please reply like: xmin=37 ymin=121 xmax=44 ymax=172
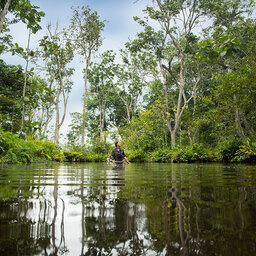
xmin=0 ymin=162 xmax=256 ymax=255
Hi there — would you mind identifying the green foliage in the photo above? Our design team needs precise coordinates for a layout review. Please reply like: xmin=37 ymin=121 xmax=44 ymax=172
xmin=87 ymin=50 xmax=116 ymax=136
xmin=89 ymin=137 xmax=111 ymax=155
xmin=0 ymin=60 xmax=23 ymax=132
xmin=65 ymin=136 xmax=110 ymax=162
xmin=171 ymin=146 xmax=197 ymax=163
xmin=120 ymin=99 xmax=168 ymax=152
xmin=148 ymin=149 xmax=172 ymax=162
xmin=0 ymin=129 xmax=63 ymax=163
xmin=66 ymin=112 xmax=83 ymax=148
xmin=63 ymin=149 xmax=107 ymax=163
xmin=89 ymin=153 xmax=106 ymax=162
xmin=0 ymin=0 xmax=45 ymax=55
xmin=62 ymin=150 xmax=85 ymax=162
xmin=1 ymin=0 xmax=256 ymax=165
xmin=0 ymin=59 xmax=55 ymax=136
xmin=234 ymin=139 xmax=256 ymax=163
xmin=125 ymin=149 xmax=146 ymax=162
xmin=218 ymin=139 xmax=256 ymax=163
xmin=1 ymin=128 xmax=256 ymax=164
xmin=217 ymin=139 xmax=243 ymax=163
xmin=125 ymin=144 xmax=217 ymax=163
xmin=171 ymin=144 xmax=217 ymax=163
xmin=69 ymin=5 xmax=105 ymax=56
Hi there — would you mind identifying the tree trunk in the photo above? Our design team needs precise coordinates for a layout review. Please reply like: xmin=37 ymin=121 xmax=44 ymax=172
xmin=54 ymin=71 xmax=62 ymax=145
xmin=42 ymin=113 xmax=51 ymax=138
xmin=0 ymin=0 xmax=11 ymax=34
xmin=126 ymin=104 xmax=130 ymax=123
xmin=54 ymin=91 xmax=60 ymax=145
xmin=119 ymin=94 xmax=131 ymax=123
xmin=173 ymin=53 xmax=185 ymax=144
xmin=240 ymin=110 xmax=255 ymax=135
xmin=54 ymin=64 xmax=68 ymax=145
xmin=234 ymin=94 xmax=245 ymax=138
xmin=99 ymin=105 xmax=103 ymax=138
xmin=59 ymin=78 xmax=68 ymax=128
xmin=11 ymin=103 xmax=14 ymax=132
xmin=188 ymin=128 xmax=193 ymax=146
xmin=81 ymin=54 xmax=91 ymax=146
xmin=102 ymin=108 xmax=105 ymax=136
xmin=99 ymin=103 xmax=106 ymax=138
xmin=42 ymin=76 xmax=55 ymax=138
xmin=20 ymin=28 xmax=32 ymax=134
xmin=171 ymin=131 xmax=176 ymax=146
xmin=160 ymin=62 xmax=173 ymax=141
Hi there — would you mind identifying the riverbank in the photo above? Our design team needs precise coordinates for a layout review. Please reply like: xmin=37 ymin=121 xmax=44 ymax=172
xmin=126 ymin=140 xmax=256 ymax=163
xmin=0 ymin=130 xmax=256 ymax=164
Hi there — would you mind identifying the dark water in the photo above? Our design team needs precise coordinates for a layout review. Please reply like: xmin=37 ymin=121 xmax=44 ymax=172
xmin=0 ymin=163 xmax=256 ymax=256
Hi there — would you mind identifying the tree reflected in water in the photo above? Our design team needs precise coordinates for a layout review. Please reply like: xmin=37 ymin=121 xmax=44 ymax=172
xmin=0 ymin=163 xmax=256 ymax=255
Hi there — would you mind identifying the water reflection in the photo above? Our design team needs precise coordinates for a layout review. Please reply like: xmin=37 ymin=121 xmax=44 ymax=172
xmin=0 ymin=163 xmax=256 ymax=255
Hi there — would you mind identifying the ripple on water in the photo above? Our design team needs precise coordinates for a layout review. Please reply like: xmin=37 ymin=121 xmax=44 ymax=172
xmin=0 ymin=162 xmax=256 ymax=256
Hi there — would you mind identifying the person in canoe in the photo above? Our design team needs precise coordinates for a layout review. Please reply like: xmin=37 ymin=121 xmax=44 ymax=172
xmin=109 ymin=141 xmax=130 ymax=165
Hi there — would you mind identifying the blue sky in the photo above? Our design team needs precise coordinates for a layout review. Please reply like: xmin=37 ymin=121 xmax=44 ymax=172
xmin=2 ymin=0 xmax=151 ymax=139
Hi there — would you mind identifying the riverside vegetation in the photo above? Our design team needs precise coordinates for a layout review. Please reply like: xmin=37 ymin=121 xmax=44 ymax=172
xmin=1 ymin=129 xmax=256 ymax=164
xmin=1 ymin=0 xmax=256 ymax=165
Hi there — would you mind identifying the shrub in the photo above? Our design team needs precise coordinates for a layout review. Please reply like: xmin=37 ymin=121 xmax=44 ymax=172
xmin=0 ymin=130 xmax=63 ymax=163
xmin=63 ymin=150 xmax=86 ymax=162
xmin=148 ymin=149 xmax=172 ymax=162
xmin=90 ymin=138 xmax=112 ymax=155
xmin=218 ymin=139 xmax=243 ymax=162
xmin=91 ymin=153 xmax=106 ymax=162
xmin=0 ymin=130 xmax=19 ymax=153
xmin=234 ymin=139 xmax=256 ymax=163
xmin=190 ymin=144 xmax=217 ymax=162
xmin=126 ymin=149 xmax=146 ymax=162
xmin=174 ymin=146 xmax=197 ymax=162
xmin=171 ymin=144 xmax=217 ymax=163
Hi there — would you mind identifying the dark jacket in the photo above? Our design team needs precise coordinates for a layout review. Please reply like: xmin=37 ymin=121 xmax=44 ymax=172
xmin=111 ymin=148 xmax=126 ymax=161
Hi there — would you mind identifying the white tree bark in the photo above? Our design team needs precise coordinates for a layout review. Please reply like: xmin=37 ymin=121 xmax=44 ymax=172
xmin=0 ymin=0 xmax=11 ymax=34
xmin=54 ymin=61 xmax=69 ymax=145
xmin=81 ymin=53 xmax=91 ymax=146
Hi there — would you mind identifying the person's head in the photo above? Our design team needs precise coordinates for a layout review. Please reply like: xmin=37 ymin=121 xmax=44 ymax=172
xmin=115 ymin=141 xmax=121 ymax=148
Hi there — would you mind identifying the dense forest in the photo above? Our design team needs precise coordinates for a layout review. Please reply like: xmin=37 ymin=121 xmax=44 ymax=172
xmin=0 ymin=0 xmax=256 ymax=163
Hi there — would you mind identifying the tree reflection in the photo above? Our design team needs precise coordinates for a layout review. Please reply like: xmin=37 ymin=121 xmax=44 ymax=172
xmin=76 ymin=166 xmax=195 ymax=255
xmin=164 ymin=186 xmax=190 ymax=256
xmin=0 ymin=166 xmax=68 ymax=255
xmin=1 ymin=164 xmax=256 ymax=255
xmin=51 ymin=169 xmax=67 ymax=255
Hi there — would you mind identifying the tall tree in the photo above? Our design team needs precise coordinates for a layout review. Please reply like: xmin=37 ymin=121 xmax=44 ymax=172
xmin=66 ymin=112 xmax=83 ymax=149
xmin=196 ymin=2 xmax=256 ymax=141
xmin=19 ymin=7 xmax=45 ymax=134
xmin=0 ymin=0 xmax=45 ymax=133
xmin=69 ymin=5 xmax=105 ymax=146
xmin=88 ymin=50 xmax=116 ymax=138
xmin=0 ymin=0 xmax=45 ymax=51
xmin=134 ymin=0 xmax=203 ymax=146
xmin=114 ymin=43 xmax=154 ymax=123
xmin=30 ymin=77 xmax=55 ymax=139
xmin=39 ymin=24 xmax=74 ymax=145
